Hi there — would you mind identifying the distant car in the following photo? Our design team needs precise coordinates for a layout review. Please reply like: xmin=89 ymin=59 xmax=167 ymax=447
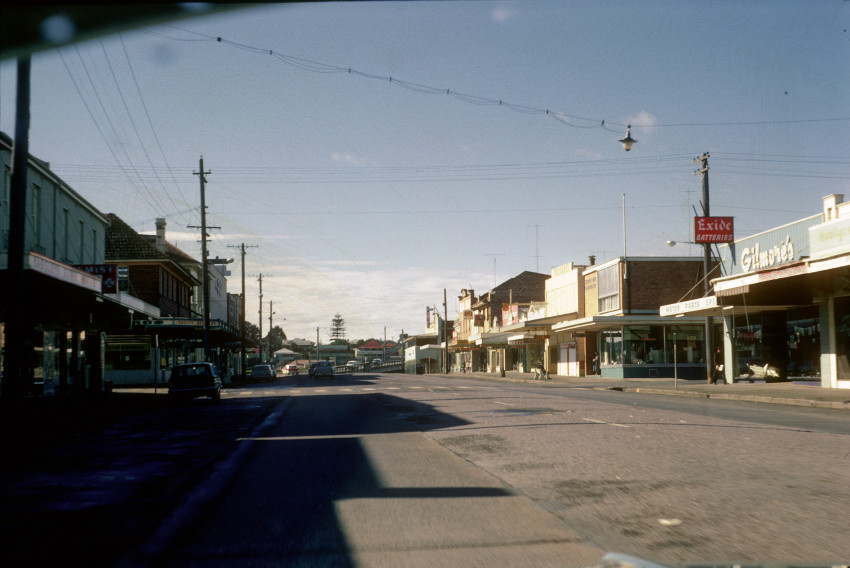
xmin=371 ymin=358 xmax=383 ymax=369
xmin=346 ymin=360 xmax=358 ymax=371
xmin=312 ymin=361 xmax=335 ymax=380
xmin=283 ymin=363 xmax=299 ymax=375
xmin=308 ymin=360 xmax=332 ymax=379
xmin=251 ymin=364 xmax=277 ymax=382
xmin=168 ymin=362 xmax=221 ymax=401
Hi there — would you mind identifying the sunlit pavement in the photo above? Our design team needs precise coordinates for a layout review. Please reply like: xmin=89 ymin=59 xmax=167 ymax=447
xmin=436 ymin=370 xmax=850 ymax=410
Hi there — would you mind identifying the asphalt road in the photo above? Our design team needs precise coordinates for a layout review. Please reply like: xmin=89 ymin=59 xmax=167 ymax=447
xmin=151 ymin=373 xmax=849 ymax=566
xmin=156 ymin=376 xmax=603 ymax=567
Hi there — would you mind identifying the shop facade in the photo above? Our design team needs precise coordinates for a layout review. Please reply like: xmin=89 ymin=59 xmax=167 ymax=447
xmin=662 ymin=194 xmax=850 ymax=388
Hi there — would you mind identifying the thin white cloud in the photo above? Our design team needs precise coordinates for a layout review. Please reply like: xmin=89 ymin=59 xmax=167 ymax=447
xmin=331 ymin=152 xmax=370 ymax=166
xmin=625 ymin=110 xmax=657 ymax=129
xmin=490 ymin=4 xmax=517 ymax=23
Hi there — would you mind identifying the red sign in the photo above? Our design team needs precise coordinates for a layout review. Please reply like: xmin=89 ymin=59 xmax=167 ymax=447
xmin=694 ymin=216 xmax=734 ymax=243
xmin=74 ymin=263 xmax=118 ymax=293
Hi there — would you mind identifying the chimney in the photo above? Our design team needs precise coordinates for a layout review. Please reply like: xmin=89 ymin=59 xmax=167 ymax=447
xmin=155 ymin=218 xmax=167 ymax=253
xmin=588 ymin=254 xmax=596 ymax=266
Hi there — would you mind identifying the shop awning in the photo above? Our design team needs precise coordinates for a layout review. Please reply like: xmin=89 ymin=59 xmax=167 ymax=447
xmin=660 ymin=295 xmax=798 ymax=318
xmin=508 ymin=332 xmax=546 ymax=345
xmin=552 ymin=314 xmax=706 ymax=332
xmin=470 ymin=331 xmax=512 ymax=346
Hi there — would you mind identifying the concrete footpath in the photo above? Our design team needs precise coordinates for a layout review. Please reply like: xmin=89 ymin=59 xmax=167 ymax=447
xmin=444 ymin=369 xmax=850 ymax=411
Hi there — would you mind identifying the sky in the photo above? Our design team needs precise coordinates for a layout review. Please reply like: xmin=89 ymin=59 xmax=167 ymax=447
xmin=1 ymin=1 xmax=848 ymax=342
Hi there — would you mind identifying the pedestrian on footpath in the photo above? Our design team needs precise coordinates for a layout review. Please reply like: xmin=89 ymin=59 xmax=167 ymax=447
xmin=536 ymin=359 xmax=550 ymax=380
xmin=713 ymin=348 xmax=725 ymax=384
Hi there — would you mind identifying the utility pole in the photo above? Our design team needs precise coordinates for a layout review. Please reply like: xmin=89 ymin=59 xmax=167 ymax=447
xmin=258 ymin=273 xmax=264 ymax=362
xmin=191 ymin=158 xmax=218 ymax=362
xmin=3 ymin=56 xmax=31 ymax=401
xmin=443 ymin=288 xmax=449 ymax=374
xmin=228 ymin=243 xmax=257 ymax=380
xmin=268 ymin=300 xmax=275 ymax=353
xmin=695 ymin=152 xmax=714 ymax=383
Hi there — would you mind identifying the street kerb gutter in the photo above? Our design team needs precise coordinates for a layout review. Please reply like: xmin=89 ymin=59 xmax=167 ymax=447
xmin=621 ymin=387 xmax=850 ymax=411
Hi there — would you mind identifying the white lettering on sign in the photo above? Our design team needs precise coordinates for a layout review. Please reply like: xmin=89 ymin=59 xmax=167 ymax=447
xmin=696 ymin=217 xmax=733 ymax=232
xmin=741 ymin=235 xmax=794 ymax=272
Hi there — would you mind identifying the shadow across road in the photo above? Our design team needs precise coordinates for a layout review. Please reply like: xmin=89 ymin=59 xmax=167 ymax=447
xmin=157 ymin=391 xmax=514 ymax=567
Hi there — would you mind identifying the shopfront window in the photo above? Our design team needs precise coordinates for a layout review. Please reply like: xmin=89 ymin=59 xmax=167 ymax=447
xmin=734 ymin=307 xmax=820 ymax=379
xmin=665 ymin=326 xmax=705 ymax=364
xmin=601 ymin=330 xmax=622 ymax=365
xmin=623 ymin=326 xmax=665 ymax=364
xmin=105 ymin=335 xmax=152 ymax=371
xmin=788 ymin=313 xmax=820 ymax=378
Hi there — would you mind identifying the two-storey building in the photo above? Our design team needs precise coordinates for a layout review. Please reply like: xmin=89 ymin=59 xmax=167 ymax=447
xmin=1 ymin=132 xmax=150 ymax=396
xmin=553 ymin=257 xmax=711 ymax=378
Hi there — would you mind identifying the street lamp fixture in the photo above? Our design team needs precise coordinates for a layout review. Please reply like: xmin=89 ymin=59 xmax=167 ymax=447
xmin=618 ymin=125 xmax=637 ymax=151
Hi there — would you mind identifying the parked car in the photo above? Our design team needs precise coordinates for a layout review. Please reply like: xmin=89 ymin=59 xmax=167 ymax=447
xmin=283 ymin=363 xmax=300 ymax=375
xmin=346 ymin=360 xmax=359 ymax=371
xmin=168 ymin=362 xmax=221 ymax=401
xmin=251 ymin=364 xmax=277 ymax=382
xmin=312 ymin=361 xmax=335 ymax=380
xmin=371 ymin=358 xmax=383 ymax=369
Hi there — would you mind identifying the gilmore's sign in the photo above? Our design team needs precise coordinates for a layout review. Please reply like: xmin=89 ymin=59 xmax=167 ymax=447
xmin=740 ymin=235 xmax=794 ymax=272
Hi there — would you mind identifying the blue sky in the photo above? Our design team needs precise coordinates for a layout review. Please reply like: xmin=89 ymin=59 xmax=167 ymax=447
xmin=1 ymin=1 xmax=848 ymax=341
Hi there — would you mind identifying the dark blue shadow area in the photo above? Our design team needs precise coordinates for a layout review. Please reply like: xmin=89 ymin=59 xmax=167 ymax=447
xmin=158 ymin=393 xmax=499 ymax=566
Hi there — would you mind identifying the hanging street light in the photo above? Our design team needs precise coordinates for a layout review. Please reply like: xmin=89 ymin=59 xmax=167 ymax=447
xmin=618 ymin=125 xmax=637 ymax=151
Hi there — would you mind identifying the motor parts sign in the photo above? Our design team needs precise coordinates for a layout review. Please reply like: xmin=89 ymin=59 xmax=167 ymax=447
xmin=694 ymin=216 xmax=734 ymax=243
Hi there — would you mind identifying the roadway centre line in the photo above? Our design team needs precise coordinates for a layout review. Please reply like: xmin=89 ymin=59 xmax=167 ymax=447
xmin=582 ymin=417 xmax=630 ymax=428
xmin=494 ymin=401 xmax=516 ymax=407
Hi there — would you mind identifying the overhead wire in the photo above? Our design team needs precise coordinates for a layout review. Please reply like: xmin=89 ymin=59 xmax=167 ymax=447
xmin=153 ymin=24 xmax=850 ymax=132
xmin=98 ymin=38 xmax=191 ymax=225
xmin=118 ymin=33 xmax=195 ymax=225
xmin=59 ymin=47 xmax=163 ymax=217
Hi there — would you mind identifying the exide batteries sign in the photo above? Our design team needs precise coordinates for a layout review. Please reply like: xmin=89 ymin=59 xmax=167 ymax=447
xmin=694 ymin=216 xmax=734 ymax=243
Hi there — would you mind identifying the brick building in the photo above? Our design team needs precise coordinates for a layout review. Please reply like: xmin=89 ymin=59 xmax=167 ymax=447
xmin=553 ymin=257 xmax=712 ymax=379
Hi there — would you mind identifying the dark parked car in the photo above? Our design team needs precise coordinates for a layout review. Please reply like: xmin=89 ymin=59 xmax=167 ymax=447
xmin=168 ymin=362 xmax=222 ymax=401
xmin=251 ymin=364 xmax=277 ymax=382
xmin=311 ymin=361 xmax=335 ymax=380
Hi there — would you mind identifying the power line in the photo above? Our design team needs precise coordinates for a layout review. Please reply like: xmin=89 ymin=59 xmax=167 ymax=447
xmin=150 ymin=24 xmax=850 ymax=132
xmin=118 ymin=33 xmax=193 ymax=222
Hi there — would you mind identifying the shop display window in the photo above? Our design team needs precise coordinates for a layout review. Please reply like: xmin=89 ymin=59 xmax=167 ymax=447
xmin=665 ymin=325 xmax=705 ymax=364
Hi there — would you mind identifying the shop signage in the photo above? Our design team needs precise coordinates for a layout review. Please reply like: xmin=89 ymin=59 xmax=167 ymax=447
xmin=28 ymin=252 xmax=101 ymax=292
xmin=694 ymin=216 xmax=734 ymax=243
xmin=660 ymin=295 xmax=719 ymax=317
xmin=740 ymin=235 xmax=794 ymax=272
xmin=74 ymin=263 xmax=118 ymax=293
